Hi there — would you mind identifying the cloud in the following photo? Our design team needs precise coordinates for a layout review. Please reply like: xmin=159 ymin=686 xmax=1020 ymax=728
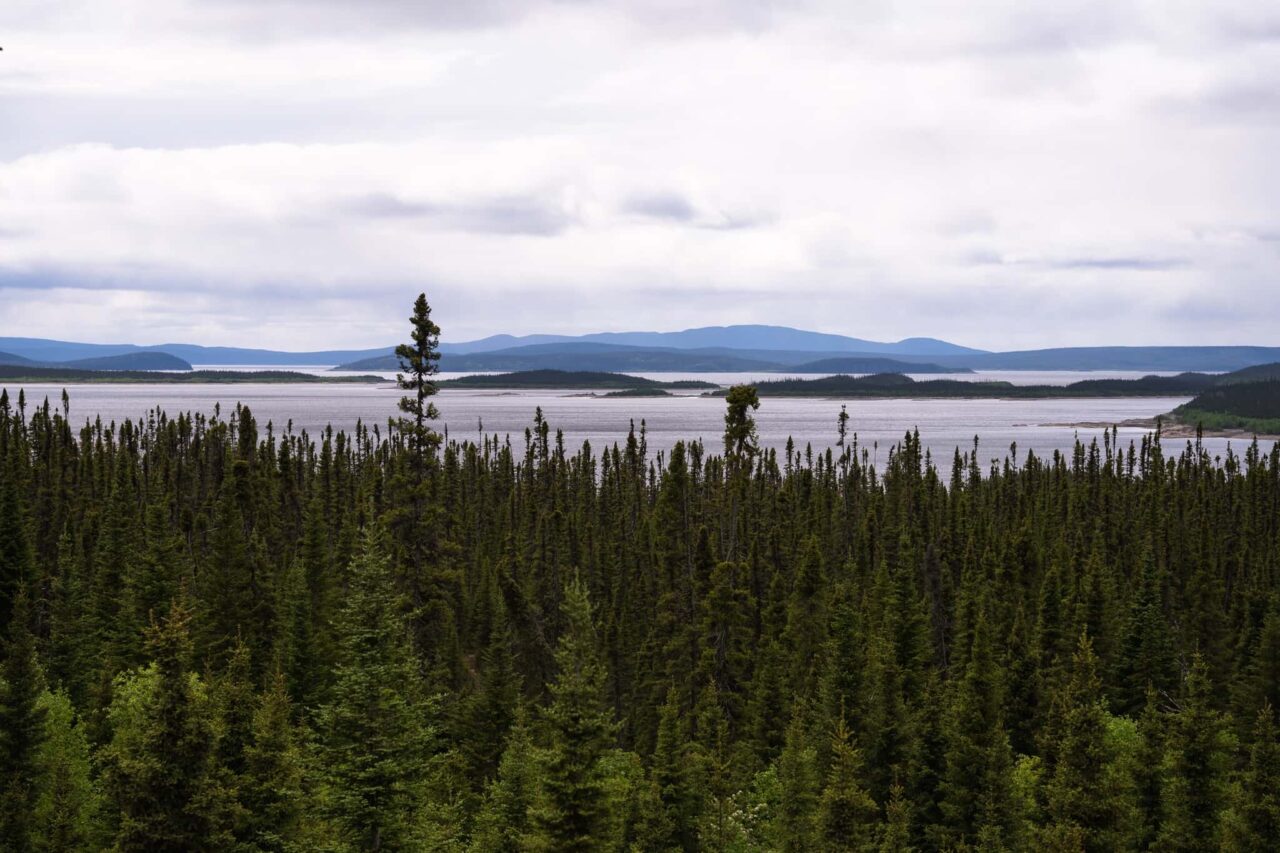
xmin=341 ymin=193 xmax=575 ymax=235
xmin=621 ymin=192 xmax=697 ymax=221
xmin=0 ymin=0 xmax=1277 ymax=349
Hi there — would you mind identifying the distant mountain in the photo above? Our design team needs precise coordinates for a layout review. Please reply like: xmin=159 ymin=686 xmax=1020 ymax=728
xmin=787 ymin=357 xmax=970 ymax=374
xmin=0 ymin=337 xmax=393 ymax=367
xmin=958 ymin=347 xmax=1280 ymax=372
xmin=62 ymin=352 xmax=191 ymax=371
xmin=9 ymin=333 xmax=1280 ymax=374
xmin=0 ymin=347 xmax=191 ymax=371
xmin=438 ymin=325 xmax=985 ymax=356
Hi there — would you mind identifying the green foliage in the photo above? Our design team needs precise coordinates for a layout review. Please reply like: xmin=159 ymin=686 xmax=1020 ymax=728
xmin=315 ymin=529 xmax=438 ymax=851
xmin=3 ymin=301 xmax=1280 ymax=849
xmin=529 ymin=578 xmax=615 ymax=851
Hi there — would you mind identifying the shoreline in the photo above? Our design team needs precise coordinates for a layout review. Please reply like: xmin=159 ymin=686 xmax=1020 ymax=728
xmin=1043 ymin=418 xmax=1280 ymax=441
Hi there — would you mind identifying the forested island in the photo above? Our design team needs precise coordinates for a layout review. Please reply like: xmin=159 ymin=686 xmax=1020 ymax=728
xmin=0 ymin=366 xmax=386 ymax=384
xmin=730 ymin=370 xmax=1239 ymax=398
xmin=438 ymin=370 xmax=718 ymax=391
xmin=1172 ymin=379 xmax=1280 ymax=435
xmin=0 ymin=295 xmax=1278 ymax=852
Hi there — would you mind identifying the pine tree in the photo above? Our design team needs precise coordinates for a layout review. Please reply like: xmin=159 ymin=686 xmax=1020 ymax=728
xmin=530 ymin=578 xmax=615 ymax=851
xmin=879 ymin=783 xmax=914 ymax=852
xmin=774 ymin=714 xmax=819 ymax=852
xmin=241 ymin=672 xmax=306 ymax=853
xmin=0 ymin=450 xmax=33 ymax=633
xmin=816 ymin=715 xmax=877 ymax=852
xmin=642 ymin=686 xmax=699 ymax=851
xmin=0 ymin=591 xmax=48 ymax=852
xmin=101 ymin=600 xmax=223 ymax=852
xmin=1224 ymin=704 xmax=1280 ymax=852
xmin=316 ymin=528 xmax=436 ymax=851
xmin=1155 ymin=655 xmax=1231 ymax=852
xmin=31 ymin=690 xmax=99 ymax=853
xmin=1041 ymin=632 xmax=1124 ymax=852
xmin=470 ymin=711 xmax=539 ymax=853
xmin=937 ymin=606 xmax=1017 ymax=850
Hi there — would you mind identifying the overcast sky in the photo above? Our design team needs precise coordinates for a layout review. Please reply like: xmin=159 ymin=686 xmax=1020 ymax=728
xmin=1 ymin=0 xmax=1278 ymax=350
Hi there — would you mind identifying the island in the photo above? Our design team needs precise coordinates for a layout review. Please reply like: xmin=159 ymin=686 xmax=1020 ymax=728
xmin=1168 ymin=379 xmax=1280 ymax=436
xmin=437 ymin=370 xmax=719 ymax=391
xmin=0 ymin=365 xmax=387 ymax=384
xmin=713 ymin=371 xmax=1223 ymax=398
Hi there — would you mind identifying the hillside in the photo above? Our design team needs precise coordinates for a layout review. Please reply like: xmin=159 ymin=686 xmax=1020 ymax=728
xmin=0 ymin=348 xmax=192 ymax=372
xmin=1174 ymin=379 xmax=1280 ymax=433
xmin=737 ymin=372 xmax=1219 ymax=398
xmin=787 ymin=356 xmax=970 ymax=374
xmin=0 ymin=366 xmax=384 ymax=383
xmin=438 ymin=370 xmax=718 ymax=390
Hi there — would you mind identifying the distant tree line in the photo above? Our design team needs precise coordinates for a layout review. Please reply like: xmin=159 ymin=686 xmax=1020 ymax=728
xmin=0 ymin=295 xmax=1278 ymax=851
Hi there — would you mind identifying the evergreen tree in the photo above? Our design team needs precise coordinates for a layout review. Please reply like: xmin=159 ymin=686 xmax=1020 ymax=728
xmin=1223 ymin=704 xmax=1280 ymax=852
xmin=100 ymin=601 xmax=224 ymax=852
xmin=316 ymin=528 xmax=436 ymax=852
xmin=530 ymin=578 xmax=615 ymax=851
xmin=0 ymin=591 xmax=48 ymax=852
xmin=1155 ymin=655 xmax=1231 ymax=852
xmin=816 ymin=715 xmax=877 ymax=852
xmin=1040 ymin=632 xmax=1124 ymax=852
xmin=470 ymin=711 xmax=539 ymax=853
xmin=774 ymin=714 xmax=819 ymax=852
xmin=31 ymin=690 xmax=99 ymax=853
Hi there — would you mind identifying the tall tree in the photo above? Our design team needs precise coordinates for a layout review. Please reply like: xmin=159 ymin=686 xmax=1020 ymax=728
xmin=0 ymin=591 xmax=48 ymax=852
xmin=531 ymin=578 xmax=615 ymax=851
xmin=316 ymin=528 xmax=437 ymax=852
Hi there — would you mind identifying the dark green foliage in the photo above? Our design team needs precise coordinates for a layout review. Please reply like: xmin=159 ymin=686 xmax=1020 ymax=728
xmin=316 ymin=529 xmax=437 ymax=851
xmin=0 ymin=591 xmax=47 ymax=851
xmin=530 ymin=578 xmax=615 ymax=851
xmin=2 ymin=298 xmax=1280 ymax=849
xmin=100 ymin=601 xmax=223 ymax=852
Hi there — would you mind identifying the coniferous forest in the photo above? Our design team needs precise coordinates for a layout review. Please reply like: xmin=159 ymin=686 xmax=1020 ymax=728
xmin=2 ymin=295 xmax=1280 ymax=852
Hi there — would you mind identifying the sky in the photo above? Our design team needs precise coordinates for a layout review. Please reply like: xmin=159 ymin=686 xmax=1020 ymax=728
xmin=1 ymin=0 xmax=1278 ymax=351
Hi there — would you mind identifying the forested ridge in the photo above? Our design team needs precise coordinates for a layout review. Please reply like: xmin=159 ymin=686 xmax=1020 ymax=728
xmin=1 ymin=298 xmax=1280 ymax=852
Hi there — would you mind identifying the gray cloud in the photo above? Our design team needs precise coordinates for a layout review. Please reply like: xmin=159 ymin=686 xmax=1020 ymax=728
xmin=0 ymin=0 xmax=1278 ymax=349
xmin=1045 ymin=257 xmax=1190 ymax=272
xmin=621 ymin=192 xmax=696 ymax=221
xmin=341 ymin=193 xmax=573 ymax=236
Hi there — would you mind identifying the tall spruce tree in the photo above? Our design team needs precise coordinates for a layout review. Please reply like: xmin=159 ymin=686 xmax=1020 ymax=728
xmin=531 ymin=578 xmax=615 ymax=851
xmin=316 ymin=527 xmax=437 ymax=852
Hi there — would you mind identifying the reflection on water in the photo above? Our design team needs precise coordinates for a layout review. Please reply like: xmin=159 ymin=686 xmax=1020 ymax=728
xmin=6 ymin=378 xmax=1271 ymax=471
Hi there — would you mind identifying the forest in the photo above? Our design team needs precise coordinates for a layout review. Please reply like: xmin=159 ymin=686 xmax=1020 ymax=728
xmin=0 ymin=295 xmax=1279 ymax=852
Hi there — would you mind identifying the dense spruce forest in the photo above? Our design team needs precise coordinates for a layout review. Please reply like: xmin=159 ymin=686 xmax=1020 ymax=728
xmin=1 ymin=296 xmax=1280 ymax=852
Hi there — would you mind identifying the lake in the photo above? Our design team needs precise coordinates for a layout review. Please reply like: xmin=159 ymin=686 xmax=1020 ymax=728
xmin=5 ymin=369 xmax=1271 ymax=470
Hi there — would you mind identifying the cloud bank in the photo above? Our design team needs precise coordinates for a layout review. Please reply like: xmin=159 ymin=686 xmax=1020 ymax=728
xmin=0 ymin=0 xmax=1278 ymax=348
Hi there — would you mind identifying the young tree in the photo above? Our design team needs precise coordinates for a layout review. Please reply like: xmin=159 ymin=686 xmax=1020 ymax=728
xmin=531 ymin=578 xmax=615 ymax=851
xmin=1156 ymin=655 xmax=1231 ymax=852
xmin=774 ymin=714 xmax=819 ymax=852
xmin=816 ymin=715 xmax=878 ymax=852
xmin=31 ymin=690 xmax=100 ymax=853
xmin=1040 ymin=632 xmax=1126 ymax=852
xmin=316 ymin=528 xmax=437 ymax=852
xmin=722 ymin=385 xmax=761 ymax=461
xmin=101 ymin=601 xmax=224 ymax=852
xmin=395 ymin=292 xmax=443 ymax=458
xmin=0 ymin=591 xmax=48 ymax=851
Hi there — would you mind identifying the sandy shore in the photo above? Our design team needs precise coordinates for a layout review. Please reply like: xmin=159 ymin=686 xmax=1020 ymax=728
xmin=1042 ymin=417 xmax=1280 ymax=441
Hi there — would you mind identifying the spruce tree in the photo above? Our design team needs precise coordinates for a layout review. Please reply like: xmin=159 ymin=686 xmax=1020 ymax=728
xmin=0 ymin=590 xmax=48 ymax=852
xmin=101 ymin=601 xmax=223 ymax=852
xmin=531 ymin=578 xmax=615 ymax=851
xmin=1155 ymin=655 xmax=1231 ymax=852
xmin=316 ymin=528 xmax=436 ymax=851
xmin=816 ymin=715 xmax=877 ymax=852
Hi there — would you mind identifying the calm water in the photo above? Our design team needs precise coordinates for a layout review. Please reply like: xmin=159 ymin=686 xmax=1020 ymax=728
xmin=6 ymin=372 xmax=1271 ymax=470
